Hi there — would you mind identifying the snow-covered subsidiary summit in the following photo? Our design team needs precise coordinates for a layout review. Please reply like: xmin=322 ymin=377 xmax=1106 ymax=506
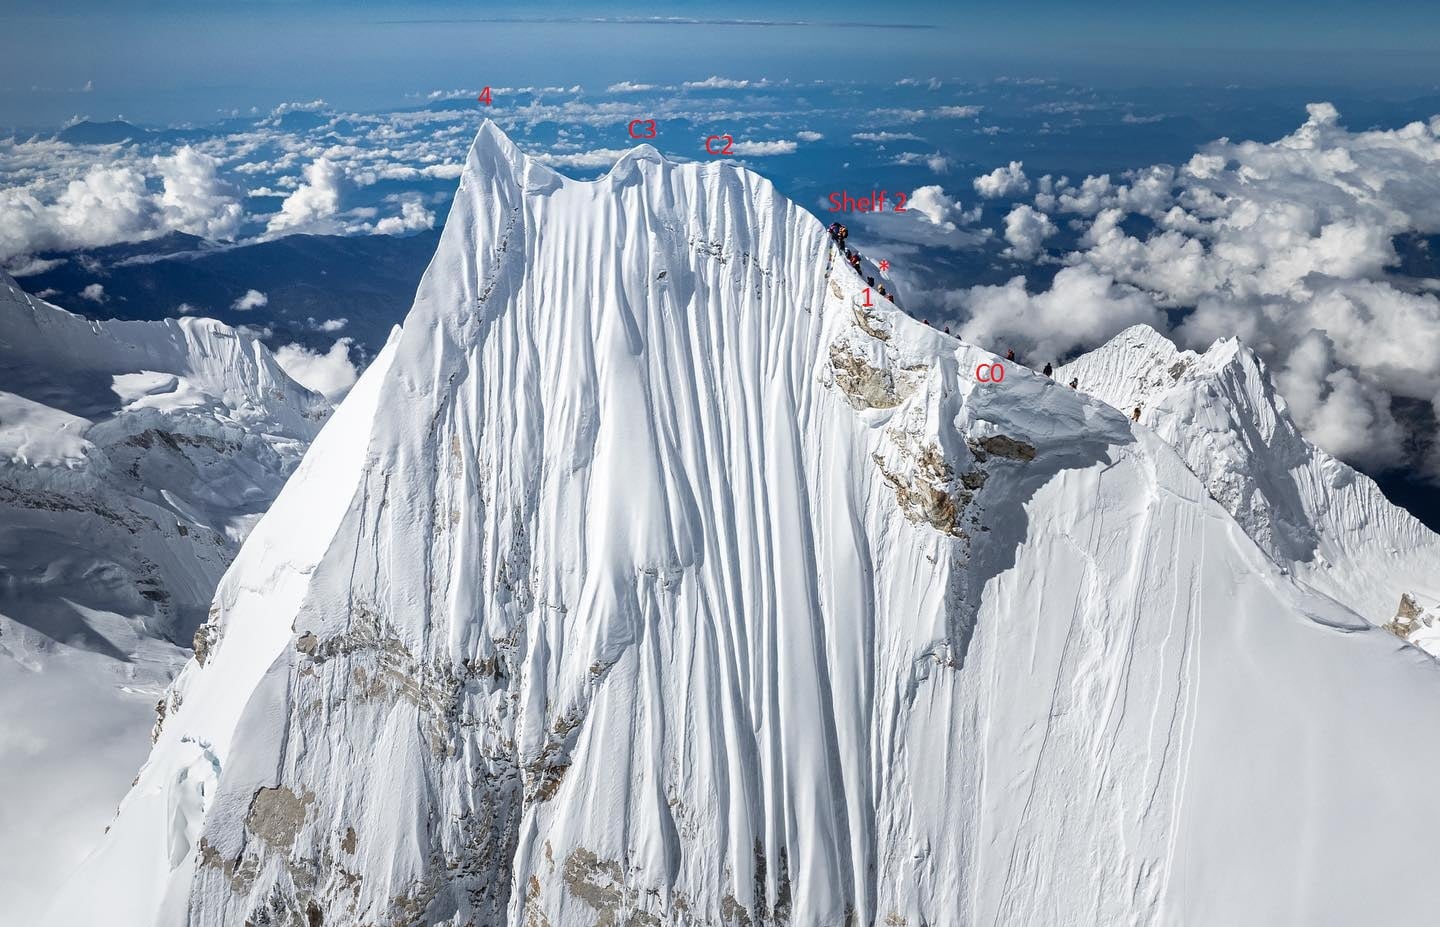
xmin=0 ymin=276 xmax=329 ymax=921
xmin=49 ymin=122 xmax=1440 ymax=926
xmin=1060 ymin=325 xmax=1440 ymax=652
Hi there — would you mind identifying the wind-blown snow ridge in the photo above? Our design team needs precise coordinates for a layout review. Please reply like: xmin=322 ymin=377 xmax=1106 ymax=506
xmin=1061 ymin=324 xmax=1440 ymax=646
xmin=49 ymin=121 xmax=1440 ymax=927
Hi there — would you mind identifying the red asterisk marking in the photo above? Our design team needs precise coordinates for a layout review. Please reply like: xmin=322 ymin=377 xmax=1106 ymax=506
xmin=878 ymin=259 xmax=891 ymax=273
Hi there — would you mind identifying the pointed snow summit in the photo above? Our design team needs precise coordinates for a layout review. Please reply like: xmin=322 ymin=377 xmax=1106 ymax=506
xmin=48 ymin=122 xmax=1440 ymax=927
xmin=1061 ymin=324 xmax=1440 ymax=647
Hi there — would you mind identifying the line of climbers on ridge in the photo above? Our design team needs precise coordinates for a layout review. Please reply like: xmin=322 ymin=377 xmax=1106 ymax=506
xmin=997 ymin=350 xmax=1142 ymax=421
xmin=1006 ymin=353 xmax=1084 ymax=394
xmin=826 ymin=222 xmax=1142 ymax=424
xmin=996 ymin=348 xmax=1094 ymax=397
xmin=827 ymin=222 xmax=891 ymax=301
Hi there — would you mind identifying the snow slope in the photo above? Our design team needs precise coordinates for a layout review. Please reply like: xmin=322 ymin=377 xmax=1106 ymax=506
xmin=0 ymin=274 xmax=330 ymax=922
xmin=1059 ymin=324 xmax=1440 ymax=648
xmin=50 ymin=123 xmax=1440 ymax=926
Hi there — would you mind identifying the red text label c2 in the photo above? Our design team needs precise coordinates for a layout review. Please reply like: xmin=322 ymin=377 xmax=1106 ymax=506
xmin=705 ymin=135 xmax=734 ymax=155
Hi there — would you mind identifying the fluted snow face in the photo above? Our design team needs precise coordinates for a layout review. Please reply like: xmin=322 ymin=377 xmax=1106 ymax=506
xmin=53 ymin=124 xmax=1440 ymax=927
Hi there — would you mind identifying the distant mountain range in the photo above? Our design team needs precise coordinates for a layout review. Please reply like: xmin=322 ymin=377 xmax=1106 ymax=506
xmin=15 ymin=230 xmax=438 ymax=364
xmin=55 ymin=119 xmax=154 ymax=145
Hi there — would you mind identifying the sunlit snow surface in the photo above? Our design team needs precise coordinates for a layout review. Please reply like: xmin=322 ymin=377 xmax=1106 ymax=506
xmin=1060 ymin=325 xmax=1440 ymax=638
xmin=0 ymin=275 xmax=329 ymax=920
xmin=47 ymin=124 xmax=1440 ymax=926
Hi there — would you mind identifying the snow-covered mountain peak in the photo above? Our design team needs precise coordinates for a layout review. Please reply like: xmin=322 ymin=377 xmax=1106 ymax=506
xmin=47 ymin=123 xmax=1440 ymax=927
xmin=0 ymin=274 xmax=342 ymax=920
xmin=1063 ymin=322 xmax=1440 ymax=639
xmin=1059 ymin=322 xmax=1247 ymax=410
xmin=0 ymin=272 xmax=328 ymax=443
xmin=467 ymin=118 xmax=672 ymax=181
xmin=463 ymin=118 xmax=556 ymax=185
xmin=0 ymin=271 xmax=335 ymax=646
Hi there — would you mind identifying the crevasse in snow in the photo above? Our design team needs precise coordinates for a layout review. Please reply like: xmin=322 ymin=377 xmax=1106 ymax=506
xmin=47 ymin=122 xmax=1440 ymax=926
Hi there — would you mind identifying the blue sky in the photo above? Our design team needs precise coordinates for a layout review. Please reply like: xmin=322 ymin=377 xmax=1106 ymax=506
xmin=3 ymin=1 xmax=1439 ymax=126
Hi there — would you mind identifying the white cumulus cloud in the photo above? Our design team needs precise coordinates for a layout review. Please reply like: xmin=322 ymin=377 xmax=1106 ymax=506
xmin=957 ymin=266 xmax=1165 ymax=363
xmin=683 ymin=76 xmax=764 ymax=89
xmin=849 ymin=184 xmax=990 ymax=250
xmin=274 ymin=338 xmax=359 ymax=402
xmin=953 ymin=103 xmax=1440 ymax=478
xmin=232 ymin=289 xmax=268 ymax=311
xmin=853 ymin=131 xmax=923 ymax=143
xmin=4 ymin=256 xmax=65 ymax=277
xmin=894 ymin=151 xmax=951 ymax=173
xmin=730 ymin=140 xmax=797 ymax=156
xmin=906 ymin=185 xmax=964 ymax=229
xmin=266 ymin=158 xmax=345 ymax=234
xmin=0 ymin=165 xmax=157 ymax=261
xmin=153 ymin=147 xmax=244 ymax=240
xmin=974 ymin=161 xmax=1030 ymax=198
xmin=1002 ymin=204 xmax=1057 ymax=260
xmin=374 ymin=199 xmax=435 ymax=235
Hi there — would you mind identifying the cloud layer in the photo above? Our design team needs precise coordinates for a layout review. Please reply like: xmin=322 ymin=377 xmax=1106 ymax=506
xmin=274 ymin=338 xmax=358 ymax=401
xmin=0 ymin=146 xmax=242 ymax=263
xmin=952 ymin=104 xmax=1440 ymax=477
